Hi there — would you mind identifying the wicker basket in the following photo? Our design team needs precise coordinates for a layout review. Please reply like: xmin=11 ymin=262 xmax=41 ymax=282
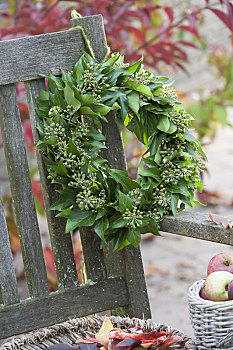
xmin=187 ymin=279 xmax=233 ymax=350
xmin=0 ymin=315 xmax=195 ymax=350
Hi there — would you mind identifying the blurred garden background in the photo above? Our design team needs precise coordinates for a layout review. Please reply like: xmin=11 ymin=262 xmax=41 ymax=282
xmin=1 ymin=0 xmax=233 ymax=337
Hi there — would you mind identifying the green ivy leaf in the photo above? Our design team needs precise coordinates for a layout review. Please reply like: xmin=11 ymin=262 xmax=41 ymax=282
xmin=147 ymin=132 xmax=165 ymax=156
xmin=167 ymin=180 xmax=190 ymax=197
xmin=36 ymin=108 xmax=48 ymax=119
xmin=36 ymin=122 xmax=44 ymax=137
xmin=47 ymin=74 xmax=64 ymax=91
xmin=65 ymin=209 xmax=96 ymax=233
xmin=87 ymin=129 xmax=106 ymax=141
xmin=170 ymin=194 xmax=179 ymax=216
xmin=64 ymin=83 xmax=81 ymax=109
xmin=102 ymin=53 xmax=120 ymax=67
xmin=166 ymin=121 xmax=177 ymax=134
xmin=118 ymin=190 xmax=133 ymax=212
xmin=94 ymin=216 xmax=109 ymax=241
xmin=49 ymin=197 xmax=74 ymax=211
xmin=111 ymin=217 xmax=128 ymax=229
xmin=79 ymin=93 xmax=93 ymax=105
xmin=125 ymin=81 xmax=153 ymax=98
xmin=57 ymin=159 xmax=68 ymax=176
xmin=46 ymin=135 xmax=58 ymax=145
xmin=36 ymin=99 xmax=50 ymax=112
xmin=112 ymin=229 xmax=130 ymax=251
xmin=79 ymin=106 xmax=98 ymax=116
xmin=67 ymin=139 xmax=82 ymax=156
xmin=109 ymin=169 xmax=140 ymax=192
xmin=83 ymin=140 xmax=106 ymax=149
xmin=180 ymin=194 xmax=193 ymax=209
xmin=193 ymin=200 xmax=206 ymax=207
xmin=157 ymin=116 xmax=170 ymax=132
xmin=124 ymin=58 xmax=142 ymax=73
xmin=93 ymin=103 xmax=112 ymax=115
xmin=125 ymin=113 xmax=145 ymax=144
xmin=127 ymin=91 xmax=140 ymax=115
xmin=185 ymin=142 xmax=198 ymax=156
xmin=76 ymin=66 xmax=83 ymax=85
xmin=127 ymin=228 xmax=141 ymax=247
xmin=118 ymin=93 xmax=128 ymax=121
xmin=139 ymin=218 xmax=159 ymax=235
xmin=96 ymin=208 xmax=108 ymax=220
xmin=138 ymin=165 xmax=161 ymax=182
xmin=141 ymin=111 xmax=157 ymax=139
xmin=183 ymin=129 xmax=198 ymax=144
xmin=40 ymin=89 xmax=49 ymax=101
xmin=54 ymin=89 xmax=66 ymax=109
xmin=106 ymin=67 xmax=131 ymax=86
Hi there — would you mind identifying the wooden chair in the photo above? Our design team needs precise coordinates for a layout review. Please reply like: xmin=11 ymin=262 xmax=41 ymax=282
xmin=0 ymin=12 xmax=228 ymax=344
xmin=0 ymin=14 xmax=150 ymax=340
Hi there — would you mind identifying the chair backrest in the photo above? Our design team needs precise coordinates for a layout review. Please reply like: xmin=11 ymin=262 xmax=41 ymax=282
xmin=0 ymin=14 xmax=151 ymax=340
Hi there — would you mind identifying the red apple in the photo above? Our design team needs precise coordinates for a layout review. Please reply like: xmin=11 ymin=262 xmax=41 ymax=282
xmin=228 ymin=280 xmax=233 ymax=300
xmin=200 ymin=287 xmax=208 ymax=300
xmin=207 ymin=252 xmax=233 ymax=275
xmin=204 ymin=271 xmax=233 ymax=301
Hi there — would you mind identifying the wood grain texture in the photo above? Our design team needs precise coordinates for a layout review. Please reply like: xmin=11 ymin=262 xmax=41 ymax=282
xmin=0 ymin=84 xmax=49 ymax=298
xmin=101 ymin=112 xmax=151 ymax=319
xmin=0 ymin=276 xmax=128 ymax=339
xmin=70 ymin=15 xmax=109 ymax=284
xmin=0 ymin=29 xmax=86 ymax=85
xmin=80 ymin=227 xmax=107 ymax=282
xmin=160 ymin=211 xmax=233 ymax=245
xmin=0 ymin=187 xmax=19 ymax=306
xmin=25 ymin=79 xmax=79 ymax=289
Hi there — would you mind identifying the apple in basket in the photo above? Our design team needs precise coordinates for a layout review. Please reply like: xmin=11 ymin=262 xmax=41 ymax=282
xmin=199 ymin=287 xmax=207 ymax=300
xmin=204 ymin=271 xmax=233 ymax=301
xmin=207 ymin=252 xmax=233 ymax=275
xmin=228 ymin=280 xmax=233 ymax=300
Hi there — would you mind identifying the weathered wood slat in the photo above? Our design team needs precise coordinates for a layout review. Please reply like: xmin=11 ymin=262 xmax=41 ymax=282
xmin=70 ymin=16 xmax=151 ymax=319
xmin=160 ymin=211 xmax=233 ymax=245
xmin=0 ymin=187 xmax=19 ymax=306
xmin=101 ymin=113 xmax=151 ymax=319
xmin=0 ymin=84 xmax=49 ymax=298
xmin=80 ymin=227 xmax=107 ymax=282
xmin=0 ymin=29 xmax=87 ymax=85
xmin=25 ymin=79 xmax=79 ymax=289
xmin=70 ymin=15 xmax=109 ymax=284
xmin=0 ymin=276 xmax=128 ymax=339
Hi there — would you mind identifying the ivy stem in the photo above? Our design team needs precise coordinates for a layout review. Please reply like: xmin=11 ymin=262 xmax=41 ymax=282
xmin=70 ymin=25 xmax=96 ymax=59
xmin=71 ymin=10 xmax=82 ymax=19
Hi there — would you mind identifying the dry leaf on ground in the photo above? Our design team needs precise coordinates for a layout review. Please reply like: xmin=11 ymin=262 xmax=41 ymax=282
xmin=209 ymin=213 xmax=233 ymax=228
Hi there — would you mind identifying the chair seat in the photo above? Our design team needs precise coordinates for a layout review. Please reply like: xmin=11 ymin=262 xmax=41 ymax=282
xmin=0 ymin=315 xmax=195 ymax=350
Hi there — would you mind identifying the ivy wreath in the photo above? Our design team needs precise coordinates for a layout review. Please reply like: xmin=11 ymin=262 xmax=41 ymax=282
xmin=35 ymin=46 xmax=205 ymax=251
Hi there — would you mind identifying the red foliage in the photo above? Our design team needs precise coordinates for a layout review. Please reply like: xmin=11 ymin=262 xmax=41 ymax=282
xmin=1 ymin=0 xmax=232 ymax=71
xmin=109 ymin=330 xmax=172 ymax=342
xmin=31 ymin=179 xmax=45 ymax=208
xmin=209 ymin=7 xmax=233 ymax=31
xmin=0 ymin=0 xmax=70 ymax=40
xmin=22 ymin=119 xmax=35 ymax=152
